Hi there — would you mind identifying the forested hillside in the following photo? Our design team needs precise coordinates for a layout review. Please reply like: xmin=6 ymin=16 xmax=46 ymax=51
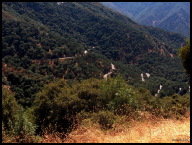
xmin=2 ymin=2 xmax=190 ymax=143
xmin=2 ymin=2 xmax=188 ymax=106
xmin=102 ymin=2 xmax=190 ymax=38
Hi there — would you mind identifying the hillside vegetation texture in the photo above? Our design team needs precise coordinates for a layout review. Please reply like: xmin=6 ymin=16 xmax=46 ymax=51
xmin=2 ymin=76 xmax=190 ymax=143
xmin=2 ymin=2 xmax=190 ymax=143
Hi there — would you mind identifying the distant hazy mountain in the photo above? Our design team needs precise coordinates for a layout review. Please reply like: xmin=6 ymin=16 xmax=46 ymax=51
xmin=102 ymin=2 xmax=190 ymax=37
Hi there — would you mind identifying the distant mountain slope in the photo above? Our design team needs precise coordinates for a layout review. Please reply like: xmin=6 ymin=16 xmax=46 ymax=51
xmin=102 ymin=2 xmax=190 ymax=38
xmin=2 ymin=2 xmax=188 ymax=107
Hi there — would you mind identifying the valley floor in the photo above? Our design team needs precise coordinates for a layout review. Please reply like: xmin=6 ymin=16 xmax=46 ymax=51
xmin=41 ymin=117 xmax=190 ymax=143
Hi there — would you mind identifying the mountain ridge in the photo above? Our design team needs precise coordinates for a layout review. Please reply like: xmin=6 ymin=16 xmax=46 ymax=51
xmin=2 ymin=2 xmax=188 ymax=107
xmin=102 ymin=2 xmax=190 ymax=38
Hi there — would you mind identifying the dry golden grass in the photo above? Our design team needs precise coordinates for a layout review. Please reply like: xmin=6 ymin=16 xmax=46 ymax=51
xmin=3 ymin=115 xmax=190 ymax=143
xmin=63 ymin=117 xmax=190 ymax=143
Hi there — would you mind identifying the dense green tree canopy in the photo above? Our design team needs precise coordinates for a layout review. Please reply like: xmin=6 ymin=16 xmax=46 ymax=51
xmin=179 ymin=40 xmax=190 ymax=75
xmin=2 ymin=2 xmax=189 ymax=107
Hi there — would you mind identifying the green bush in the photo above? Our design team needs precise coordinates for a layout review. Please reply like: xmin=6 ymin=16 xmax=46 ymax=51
xmin=33 ymin=80 xmax=82 ymax=135
xmin=160 ymin=93 xmax=190 ymax=118
xmin=137 ymin=87 xmax=159 ymax=111
xmin=11 ymin=107 xmax=37 ymax=142
xmin=112 ymin=86 xmax=139 ymax=111
xmin=75 ymin=78 xmax=102 ymax=111
xmin=98 ymin=75 xmax=128 ymax=109
xmin=31 ymin=76 xmax=190 ymax=137
xmin=2 ymin=88 xmax=20 ymax=131
xmin=92 ymin=110 xmax=115 ymax=129
xmin=2 ymin=88 xmax=37 ymax=142
xmin=178 ymin=40 xmax=190 ymax=75
xmin=98 ymin=75 xmax=143 ymax=114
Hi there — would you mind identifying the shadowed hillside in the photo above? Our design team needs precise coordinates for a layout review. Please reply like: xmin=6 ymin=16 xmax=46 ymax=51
xmin=102 ymin=2 xmax=190 ymax=38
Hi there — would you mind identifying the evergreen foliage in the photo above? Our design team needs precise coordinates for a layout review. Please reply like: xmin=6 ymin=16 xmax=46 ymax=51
xmin=2 ymin=2 xmax=190 ymax=142
xmin=179 ymin=40 xmax=190 ymax=75
xmin=2 ymin=2 xmax=188 ymax=106
xmin=32 ymin=76 xmax=189 ymax=134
